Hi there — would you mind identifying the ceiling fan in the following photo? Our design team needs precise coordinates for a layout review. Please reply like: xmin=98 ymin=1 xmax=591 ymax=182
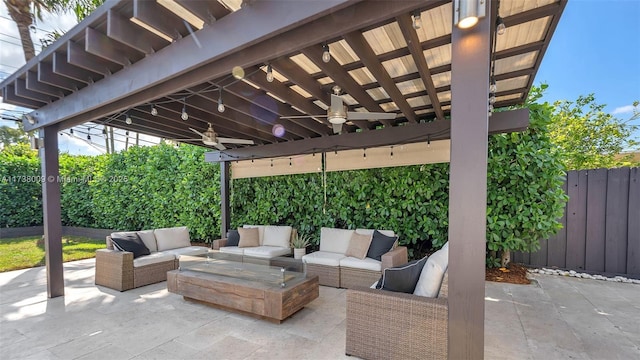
xmin=173 ymin=123 xmax=254 ymax=150
xmin=281 ymin=85 xmax=397 ymax=133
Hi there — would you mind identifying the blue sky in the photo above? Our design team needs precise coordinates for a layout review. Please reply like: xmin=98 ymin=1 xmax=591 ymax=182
xmin=535 ymin=0 xmax=640 ymax=125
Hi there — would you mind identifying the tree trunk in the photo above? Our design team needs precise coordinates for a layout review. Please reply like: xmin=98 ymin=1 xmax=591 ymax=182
xmin=501 ymin=249 xmax=511 ymax=268
xmin=5 ymin=0 xmax=37 ymax=62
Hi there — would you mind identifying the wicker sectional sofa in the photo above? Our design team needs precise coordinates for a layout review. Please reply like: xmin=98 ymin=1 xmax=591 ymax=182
xmin=302 ymin=227 xmax=408 ymax=288
xmin=95 ymin=226 xmax=208 ymax=291
xmin=211 ymin=225 xmax=296 ymax=263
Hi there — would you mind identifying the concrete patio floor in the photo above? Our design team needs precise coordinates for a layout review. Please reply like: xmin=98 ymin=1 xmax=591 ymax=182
xmin=1 ymin=259 xmax=638 ymax=360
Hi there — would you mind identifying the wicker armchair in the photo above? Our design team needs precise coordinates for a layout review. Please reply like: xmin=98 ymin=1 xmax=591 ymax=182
xmin=346 ymin=272 xmax=448 ymax=360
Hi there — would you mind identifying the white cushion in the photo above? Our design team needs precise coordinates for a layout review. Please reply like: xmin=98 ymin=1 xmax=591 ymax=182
xmin=414 ymin=242 xmax=449 ymax=297
xmin=243 ymin=246 xmax=291 ymax=259
xmin=319 ymin=228 xmax=354 ymax=254
xmin=262 ymin=226 xmax=292 ymax=248
xmin=132 ymin=252 xmax=175 ymax=268
xmin=154 ymin=226 xmax=191 ymax=251
xmin=220 ymin=246 xmax=245 ymax=255
xmin=301 ymin=251 xmax=345 ymax=267
xmin=339 ymin=256 xmax=382 ymax=272
xmin=161 ymin=246 xmax=209 ymax=258
xmin=136 ymin=230 xmax=157 ymax=253
xmin=370 ymin=281 xmax=379 ymax=289
xmin=355 ymin=229 xmax=395 ymax=237
xmin=243 ymin=225 xmax=266 ymax=245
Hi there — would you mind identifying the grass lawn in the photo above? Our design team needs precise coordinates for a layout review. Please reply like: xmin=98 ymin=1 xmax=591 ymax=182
xmin=0 ymin=235 xmax=105 ymax=272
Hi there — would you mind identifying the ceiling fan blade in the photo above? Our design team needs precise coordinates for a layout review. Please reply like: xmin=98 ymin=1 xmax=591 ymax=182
xmin=280 ymin=114 xmax=328 ymax=119
xmin=171 ymin=138 xmax=201 ymax=141
xmin=217 ymin=137 xmax=255 ymax=145
xmin=213 ymin=143 xmax=226 ymax=150
xmin=347 ymin=111 xmax=397 ymax=120
xmin=330 ymin=94 xmax=343 ymax=111
xmin=331 ymin=123 xmax=343 ymax=134
xmin=189 ymin=128 xmax=206 ymax=137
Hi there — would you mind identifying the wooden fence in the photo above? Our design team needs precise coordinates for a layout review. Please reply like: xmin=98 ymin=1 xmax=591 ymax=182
xmin=513 ymin=167 xmax=640 ymax=277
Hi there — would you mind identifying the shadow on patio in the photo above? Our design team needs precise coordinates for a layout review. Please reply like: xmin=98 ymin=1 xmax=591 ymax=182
xmin=1 ymin=259 xmax=638 ymax=359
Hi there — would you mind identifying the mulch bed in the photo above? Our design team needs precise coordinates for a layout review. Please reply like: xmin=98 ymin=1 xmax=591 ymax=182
xmin=485 ymin=263 xmax=531 ymax=285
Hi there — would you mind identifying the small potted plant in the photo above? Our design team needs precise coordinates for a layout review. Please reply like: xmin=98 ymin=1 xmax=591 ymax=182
xmin=291 ymin=233 xmax=311 ymax=259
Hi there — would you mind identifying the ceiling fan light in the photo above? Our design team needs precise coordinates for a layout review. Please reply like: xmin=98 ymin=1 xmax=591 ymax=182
xmin=329 ymin=117 xmax=346 ymax=124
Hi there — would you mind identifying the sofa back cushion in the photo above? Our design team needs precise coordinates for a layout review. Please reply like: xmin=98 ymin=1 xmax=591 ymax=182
xmin=136 ymin=230 xmax=158 ymax=253
xmin=263 ymin=225 xmax=292 ymax=248
xmin=154 ymin=226 xmax=191 ymax=251
xmin=414 ymin=241 xmax=449 ymax=297
xmin=243 ymin=225 xmax=266 ymax=245
xmin=111 ymin=233 xmax=150 ymax=259
xmin=320 ymin=227 xmax=354 ymax=254
xmin=238 ymin=227 xmax=260 ymax=247
xmin=366 ymin=230 xmax=398 ymax=261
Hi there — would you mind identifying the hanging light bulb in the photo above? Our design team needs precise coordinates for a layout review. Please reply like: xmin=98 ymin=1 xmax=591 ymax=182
xmin=87 ymin=134 xmax=91 ymax=141
xmin=496 ymin=16 xmax=506 ymax=35
xmin=181 ymin=106 xmax=188 ymax=121
xmin=490 ymin=81 xmax=497 ymax=93
xmin=289 ymin=157 xmax=292 ymax=167
xmin=489 ymin=95 xmax=496 ymax=104
xmin=70 ymin=128 xmax=74 ymax=134
xmin=412 ymin=12 xmax=422 ymax=30
xmin=390 ymin=146 xmax=394 ymax=159
xmin=218 ymin=88 xmax=225 ymax=113
xmin=102 ymin=128 xmax=107 ymax=134
xmin=363 ymin=148 xmax=367 ymax=160
xmin=125 ymin=131 xmax=129 ymax=136
xmin=266 ymin=64 xmax=274 ymax=82
xmin=322 ymin=43 xmax=330 ymax=63
xmin=270 ymin=159 xmax=274 ymax=167
xmin=125 ymin=114 xmax=132 ymax=125
xmin=150 ymin=105 xmax=158 ymax=116
xmin=427 ymin=135 xmax=431 ymax=148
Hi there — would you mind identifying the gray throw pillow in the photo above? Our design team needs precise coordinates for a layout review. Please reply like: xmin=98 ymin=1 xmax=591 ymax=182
xmin=376 ymin=256 xmax=428 ymax=293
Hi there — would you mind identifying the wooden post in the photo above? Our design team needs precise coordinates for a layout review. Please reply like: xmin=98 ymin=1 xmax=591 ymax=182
xmin=40 ymin=124 xmax=65 ymax=298
xmin=220 ymin=161 xmax=230 ymax=239
xmin=448 ymin=2 xmax=491 ymax=358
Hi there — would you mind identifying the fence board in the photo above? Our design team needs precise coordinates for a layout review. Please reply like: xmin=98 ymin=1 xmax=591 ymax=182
xmin=605 ymin=168 xmax=630 ymax=274
xmin=627 ymin=168 xmax=640 ymax=276
xmin=547 ymin=180 xmax=568 ymax=268
xmin=566 ymin=171 xmax=587 ymax=270
xmin=585 ymin=169 xmax=608 ymax=272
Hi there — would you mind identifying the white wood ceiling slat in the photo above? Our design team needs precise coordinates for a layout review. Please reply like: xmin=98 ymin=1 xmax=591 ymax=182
xmin=407 ymin=95 xmax=431 ymax=107
xmin=317 ymin=77 xmax=333 ymax=85
xmin=290 ymin=54 xmax=322 ymax=74
xmin=363 ymin=22 xmax=407 ymax=55
xmin=341 ymin=94 xmax=358 ymax=106
xmin=329 ymin=39 xmax=360 ymax=65
xmin=494 ymin=51 xmax=538 ymax=75
xmin=313 ymin=100 xmax=328 ymax=110
xmin=496 ymin=93 xmax=522 ymax=102
xmin=290 ymin=85 xmax=312 ymax=98
xmin=366 ymin=87 xmax=390 ymax=101
xmin=382 ymin=55 xmax=417 ymax=78
xmin=437 ymin=91 xmax=451 ymax=103
xmin=380 ymin=102 xmax=399 ymax=111
xmin=497 ymin=75 xmax=529 ymax=92
xmin=416 ymin=3 xmax=452 ymax=42
xmin=496 ymin=17 xmax=550 ymax=52
xmin=501 ymin=0 xmax=557 ymax=17
xmin=423 ymin=44 xmax=451 ymax=69
xmin=396 ymin=79 xmax=426 ymax=96
xmin=431 ymin=72 xmax=451 ymax=88
xmin=348 ymin=68 xmax=376 ymax=85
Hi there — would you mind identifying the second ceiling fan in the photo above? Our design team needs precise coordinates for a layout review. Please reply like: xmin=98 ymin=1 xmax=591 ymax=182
xmin=280 ymin=86 xmax=397 ymax=133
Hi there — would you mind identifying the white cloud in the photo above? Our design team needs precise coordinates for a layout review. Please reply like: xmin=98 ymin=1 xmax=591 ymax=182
xmin=612 ymin=104 xmax=638 ymax=115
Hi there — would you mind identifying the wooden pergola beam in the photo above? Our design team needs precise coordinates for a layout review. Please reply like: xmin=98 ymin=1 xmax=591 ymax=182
xmin=205 ymin=108 xmax=528 ymax=162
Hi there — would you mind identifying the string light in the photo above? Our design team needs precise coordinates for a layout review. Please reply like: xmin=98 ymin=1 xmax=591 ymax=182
xmin=125 ymin=114 xmax=132 ymax=125
xmin=270 ymin=159 xmax=274 ymax=167
xmin=322 ymin=43 xmax=330 ymax=63
xmin=266 ymin=64 xmax=274 ymax=82
xmin=412 ymin=11 xmax=422 ymax=30
xmin=496 ymin=16 xmax=506 ymax=35
xmin=363 ymin=148 xmax=367 ymax=159
xmin=217 ymin=88 xmax=225 ymax=113
xmin=150 ymin=105 xmax=158 ymax=116
xmin=289 ymin=157 xmax=292 ymax=167
xmin=181 ymin=99 xmax=189 ymax=120
xmin=427 ymin=135 xmax=431 ymax=148
xmin=390 ymin=145 xmax=394 ymax=159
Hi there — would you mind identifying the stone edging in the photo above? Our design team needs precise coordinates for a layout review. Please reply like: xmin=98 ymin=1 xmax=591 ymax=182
xmin=528 ymin=268 xmax=640 ymax=285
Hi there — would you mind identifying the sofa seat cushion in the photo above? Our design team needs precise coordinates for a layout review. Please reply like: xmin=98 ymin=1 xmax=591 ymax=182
xmin=133 ymin=252 xmax=176 ymax=268
xmin=219 ymin=246 xmax=245 ymax=255
xmin=154 ymin=226 xmax=191 ymax=251
xmin=414 ymin=242 xmax=449 ymax=297
xmin=243 ymin=246 xmax=291 ymax=259
xmin=302 ymin=251 xmax=346 ymax=267
xmin=161 ymin=246 xmax=209 ymax=258
xmin=339 ymin=256 xmax=382 ymax=272
xmin=263 ymin=226 xmax=293 ymax=248
xmin=320 ymin=228 xmax=355 ymax=254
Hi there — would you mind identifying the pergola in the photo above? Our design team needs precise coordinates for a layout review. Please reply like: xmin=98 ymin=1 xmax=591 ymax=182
xmin=0 ymin=0 xmax=565 ymax=358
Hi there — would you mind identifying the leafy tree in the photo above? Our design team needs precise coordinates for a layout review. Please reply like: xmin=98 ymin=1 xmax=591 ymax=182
xmin=486 ymin=85 xmax=568 ymax=267
xmin=547 ymin=87 xmax=639 ymax=170
xmin=0 ymin=122 xmax=29 ymax=149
